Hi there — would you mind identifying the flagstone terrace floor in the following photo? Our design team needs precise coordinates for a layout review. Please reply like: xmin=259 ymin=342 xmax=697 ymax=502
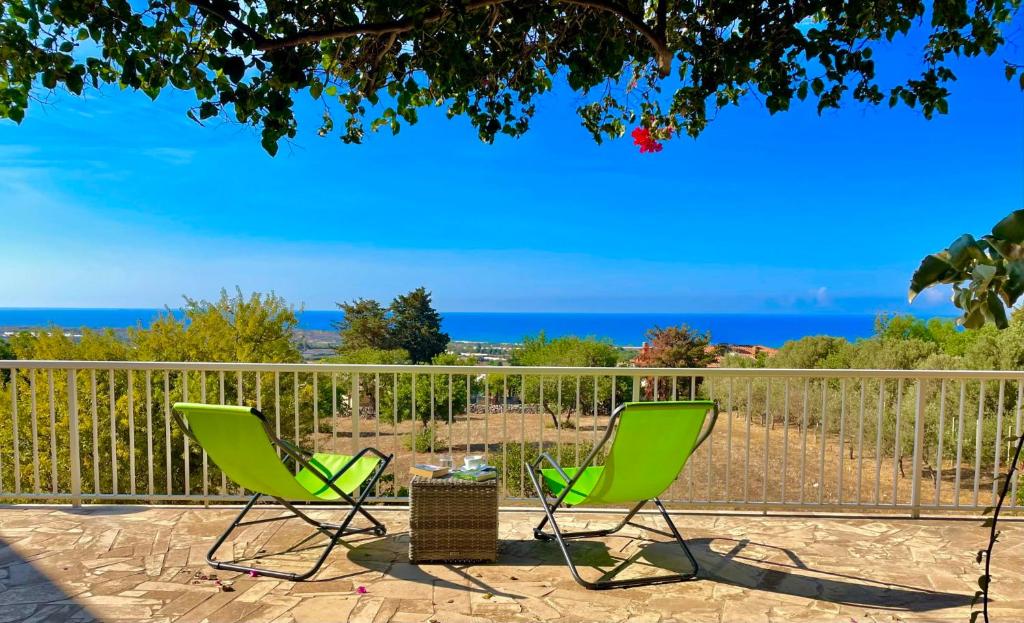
xmin=0 ymin=506 xmax=1021 ymax=623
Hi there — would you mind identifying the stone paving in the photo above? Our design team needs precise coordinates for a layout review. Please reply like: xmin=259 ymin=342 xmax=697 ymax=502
xmin=0 ymin=506 xmax=1020 ymax=622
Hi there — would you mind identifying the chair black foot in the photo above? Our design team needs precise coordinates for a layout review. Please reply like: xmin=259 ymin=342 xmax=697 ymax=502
xmin=373 ymin=525 xmax=387 ymax=537
xmin=534 ymin=529 xmax=553 ymax=541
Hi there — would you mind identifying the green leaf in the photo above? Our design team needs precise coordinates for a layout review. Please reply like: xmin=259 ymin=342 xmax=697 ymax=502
xmin=992 ymin=209 xmax=1024 ymax=243
xmin=261 ymin=134 xmax=279 ymax=157
xmin=947 ymin=234 xmax=984 ymax=269
xmin=909 ymin=253 xmax=958 ymax=301
xmin=985 ymin=293 xmax=1009 ymax=329
xmin=976 ymin=549 xmax=985 ymax=563
xmin=223 ymin=57 xmax=246 ymax=83
xmin=963 ymin=303 xmax=987 ymax=329
xmin=65 ymin=72 xmax=84 ymax=95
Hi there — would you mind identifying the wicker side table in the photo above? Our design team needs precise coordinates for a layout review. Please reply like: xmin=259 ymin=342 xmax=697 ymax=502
xmin=409 ymin=476 xmax=498 ymax=563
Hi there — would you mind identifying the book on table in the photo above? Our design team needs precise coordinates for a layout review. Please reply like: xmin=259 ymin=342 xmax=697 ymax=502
xmin=451 ymin=466 xmax=497 ymax=482
xmin=409 ymin=464 xmax=449 ymax=479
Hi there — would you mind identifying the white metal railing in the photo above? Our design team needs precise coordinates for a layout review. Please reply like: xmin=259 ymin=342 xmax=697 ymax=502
xmin=0 ymin=360 xmax=1021 ymax=516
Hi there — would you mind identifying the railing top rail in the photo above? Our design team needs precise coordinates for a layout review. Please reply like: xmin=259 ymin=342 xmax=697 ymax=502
xmin=3 ymin=360 xmax=1024 ymax=379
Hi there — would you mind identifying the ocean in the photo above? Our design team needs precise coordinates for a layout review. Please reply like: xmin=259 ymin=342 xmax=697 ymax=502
xmin=0 ymin=308 xmax=926 ymax=347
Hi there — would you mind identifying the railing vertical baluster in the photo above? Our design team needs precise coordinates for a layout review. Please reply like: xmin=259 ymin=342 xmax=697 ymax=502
xmin=521 ymin=373 xmax=527 ymax=496
xmin=838 ymin=378 xmax=847 ymax=506
xmin=707 ymin=378 xmax=715 ymax=503
xmin=465 ymin=373 xmax=471 ymax=457
xmin=1013 ymin=381 xmax=1023 ymax=509
xmin=430 ymin=374 xmax=437 ymax=458
xmin=274 ymin=372 xmax=281 ymax=456
xmin=411 ymin=373 xmax=417 ymax=474
xmin=145 ymin=370 xmax=154 ymax=496
xmin=48 ymin=370 xmax=57 ymax=494
xmin=672 ymin=376 xmax=678 ymax=401
xmin=128 ymin=369 xmax=137 ymax=496
xmin=108 ymin=369 xmax=116 ymax=496
xmin=313 ymin=373 xmax=319 ymax=453
xmin=574 ymin=376 xmax=581 ymax=469
xmin=762 ymin=379 xmax=770 ymax=505
xmin=351 ymin=373 xmax=360 ymax=456
xmin=727 ymin=378 xmax=734 ymax=502
xmin=90 ymin=370 xmax=99 ymax=496
xmin=392 ymin=374 xmax=399 ymax=498
xmin=799 ymin=379 xmax=809 ymax=505
xmin=539 ymin=375 xmax=545 ymax=457
xmin=68 ymin=369 xmax=80 ymax=507
xmin=993 ymin=380 xmax=1006 ymax=505
xmin=331 ymin=373 xmax=338 ymax=454
xmin=200 ymin=370 xmax=208 ymax=503
xmin=781 ymin=379 xmax=790 ymax=503
xmin=10 ymin=367 xmax=19 ymax=494
xmin=911 ymin=379 xmax=927 ymax=518
xmin=744 ymin=379 xmax=751 ymax=503
xmin=892 ymin=378 xmax=903 ymax=506
xmin=445 ymin=374 xmax=452 ymax=457
xmin=935 ymin=379 xmax=947 ymax=507
xmin=818 ymin=379 xmax=827 ymax=505
xmin=164 ymin=371 xmax=172 ymax=495
xmin=181 ymin=371 xmax=188 ymax=496
xmin=30 ymin=370 xmax=40 ymax=493
xmin=483 ymin=372 xmax=489 ymax=466
xmin=555 ymin=376 xmax=562 ymax=465
xmin=374 ymin=373 xmax=381 ymax=496
xmin=856 ymin=380 xmax=865 ymax=505
xmin=502 ymin=375 xmax=509 ymax=502
xmin=293 ymin=371 xmax=299 ymax=473
xmin=611 ymin=374 xmax=617 ymax=414
xmin=974 ymin=381 xmax=985 ymax=507
xmin=874 ymin=379 xmax=884 ymax=505
xmin=219 ymin=371 xmax=227 ymax=494
xmin=954 ymin=381 xmax=966 ymax=508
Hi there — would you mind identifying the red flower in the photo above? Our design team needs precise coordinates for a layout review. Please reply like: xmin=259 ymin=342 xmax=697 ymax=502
xmin=631 ymin=127 xmax=663 ymax=153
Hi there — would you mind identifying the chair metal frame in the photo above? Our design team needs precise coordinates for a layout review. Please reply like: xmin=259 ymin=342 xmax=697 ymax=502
xmin=526 ymin=401 xmax=718 ymax=590
xmin=173 ymin=407 xmax=393 ymax=581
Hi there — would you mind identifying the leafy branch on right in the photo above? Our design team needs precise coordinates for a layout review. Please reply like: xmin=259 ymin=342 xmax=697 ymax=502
xmin=910 ymin=208 xmax=1024 ymax=623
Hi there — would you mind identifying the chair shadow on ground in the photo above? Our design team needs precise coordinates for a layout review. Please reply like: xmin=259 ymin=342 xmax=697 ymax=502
xmin=0 ymin=537 xmax=100 ymax=621
xmin=336 ymin=526 xmax=971 ymax=613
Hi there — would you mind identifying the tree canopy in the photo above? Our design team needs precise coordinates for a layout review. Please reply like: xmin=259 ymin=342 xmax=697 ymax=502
xmin=335 ymin=287 xmax=449 ymax=363
xmin=3 ymin=0 xmax=1020 ymax=154
xmin=634 ymin=324 xmax=718 ymax=368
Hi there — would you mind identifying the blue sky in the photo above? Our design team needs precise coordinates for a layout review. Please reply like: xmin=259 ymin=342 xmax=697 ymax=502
xmin=2 ymin=27 xmax=1022 ymax=314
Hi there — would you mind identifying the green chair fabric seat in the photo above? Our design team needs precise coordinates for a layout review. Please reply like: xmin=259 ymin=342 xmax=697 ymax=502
xmin=528 ymin=400 xmax=717 ymax=590
xmin=172 ymin=402 xmax=393 ymax=581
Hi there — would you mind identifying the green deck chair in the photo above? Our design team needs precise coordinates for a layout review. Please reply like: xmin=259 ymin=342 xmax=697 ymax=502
xmin=527 ymin=400 xmax=717 ymax=590
xmin=172 ymin=402 xmax=393 ymax=581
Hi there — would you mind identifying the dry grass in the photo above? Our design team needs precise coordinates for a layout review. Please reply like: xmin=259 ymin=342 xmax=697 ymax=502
xmin=304 ymin=407 xmax=1004 ymax=510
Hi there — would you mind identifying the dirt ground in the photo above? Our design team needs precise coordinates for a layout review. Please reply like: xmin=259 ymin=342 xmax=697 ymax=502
xmin=296 ymin=408 xmax=1004 ymax=511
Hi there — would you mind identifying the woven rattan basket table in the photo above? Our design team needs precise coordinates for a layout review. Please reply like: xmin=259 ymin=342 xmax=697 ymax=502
xmin=409 ymin=476 xmax=498 ymax=563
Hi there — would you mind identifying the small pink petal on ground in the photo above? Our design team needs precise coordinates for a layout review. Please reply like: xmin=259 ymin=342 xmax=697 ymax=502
xmin=356 ymin=586 xmax=368 ymax=594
